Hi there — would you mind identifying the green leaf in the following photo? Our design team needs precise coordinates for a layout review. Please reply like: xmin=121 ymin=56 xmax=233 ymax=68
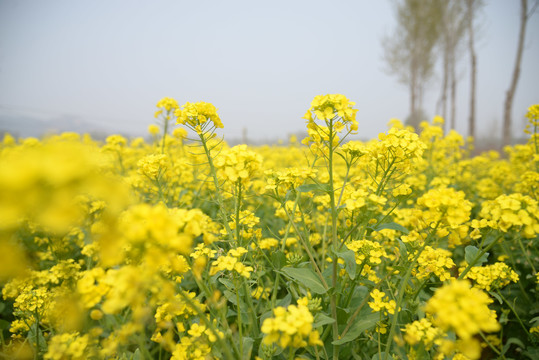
xmin=0 ymin=319 xmax=10 ymax=330
xmin=334 ymin=248 xmax=357 ymax=280
xmin=281 ymin=267 xmax=327 ymax=294
xmin=371 ymin=353 xmax=389 ymax=360
xmin=313 ymin=313 xmax=335 ymax=328
xmin=296 ymin=183 xmax=331 ymax=193
xmin=296 ymin=184 xmax=320 ymax=193
xmin=242 ymin=337 xmax=254 ymax=359
xmin=489 ymin=291 xmax=503 ymax=304
xmin=132 ymin=349 xmax=142 ymax=360
xmin=223 ymin=290 xmax=237 ymax=306
xmin=218 ymin=278 xmax=234 ymax=289
xmin=523 ymin=347 xmax=539 ymax=359
xmin=502 ymin=337 xmax=526 ymax=355
xmin=465 ymin=245 xmax=489 ymax=266
xmin=398 ymin=239 xmax=407 ymax=259
xmin=277 ymin=293 xmax=292 ymax=307
xmin=271 ymin=250 xmax=287 ymax=270
xmin=372 ymin=222 xmax=409 ymax=234
xmin=332 ymin=312 xmax=379 ymax=345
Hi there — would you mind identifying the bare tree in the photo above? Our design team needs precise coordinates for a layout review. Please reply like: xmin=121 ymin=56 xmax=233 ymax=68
xmin=466 ymin=0 xmax=481 ymax=139
xmin=503 ymin=0 xmax=538 ymax=146
xmin=384 ymin=0 xmax=444 ymax=128
xmin=437 ymin=1 xmax=467 ymax=131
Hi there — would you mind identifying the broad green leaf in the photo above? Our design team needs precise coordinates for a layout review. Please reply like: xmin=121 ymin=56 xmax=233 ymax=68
xmin=523 ymin=347 xmax=539 ymax=359
xmin=277 ymin=293 xmax=292 ymax=307
xmin=271 ymin=250 xmax=287 ymax=270
xmin=334 ymin=248 xmax=357 ymax=280
xmin=464 ymin=245 xmax=488 ymax=266
xmin=332 ymin=312 xmax=379 ymax=345
xmin=398 ymin=239 xmax=407 ymax=259
xmin=223 ymin=290 xmax=238 ymax=306
xmin=281 ymin=267 xmax=327 ymax=294
xmin=242 ymin=337 xmax=254 ymax=359
xmin=132 ymin=349 xmax=142 ymax=360
xmin=489 ymin=291 xmax=503 ymax=304
xmin=0 ymin=319 xmax=10 ymax=330
xmin=313 ymin=313 xmax=335 ymax=328
xmin=502 ymin=337 xmax=526 ymax=355
xmin=218 ymin=278 xmax=234 ymax=289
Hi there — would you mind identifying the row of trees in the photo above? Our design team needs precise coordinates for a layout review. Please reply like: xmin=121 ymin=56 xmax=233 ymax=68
xmin=383 ymin=0 xmax=537 ymax=146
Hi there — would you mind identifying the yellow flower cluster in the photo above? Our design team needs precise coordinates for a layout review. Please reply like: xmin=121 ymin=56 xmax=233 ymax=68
xmin=257 ymin=237 xmax=279 ymax=250
xmin=461 ymin=262 xmax=519 ymax=291
xmin=175 ymin=101 xmax=223 ymax=133
xmin=261 ymin=297 xmax=323 ymax=349
xmin=368 ymin=289 xmax=397 ymax=315
xmin=425 ymin=280 xmax=500 ymax=340
xmin=137 ymin=153 xmax=168 ymax=179
xmin=344 ymin=188 xmax=387 ymax=212
xmin=112 ymin=203 xmax=211 ymax=264
xmin=265 ymin=167 xmax=318 ymax=193
xmin=369 ymin=127 xmax=427 ymax=174
xmin=524 ymin=104 xmax=539 ymax=132
xmin=301 ymin=94 xmax=358 ymax=151
xmin=44 ymin=332 xmax=90 ymax=360
xmin=403 ymin=318 xmax=443 ymax=349
xmin=339 ymin=140 xmax=367 ymax=162
xmin=156 ymin=97 xmax=180 ymax=112
xmin=417 ymin=187 xmax=472 ymax=229
xmin=413 ymin=246 xmax=455 ymax=281
xmin=210 ymin=247 xmax=253 ymax=278
xmin=479 ymin=193 xmax=539 ymax=238
xmin=304 ymin=94 xmax=358 ymax=129
xmin=346 ymin=239 xmax=388 ymax=266
xmin=214 ymin=144 xmax=262 ymax=185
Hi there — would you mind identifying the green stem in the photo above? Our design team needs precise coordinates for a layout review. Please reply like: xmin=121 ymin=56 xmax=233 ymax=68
xmin=288 ymin=348 xmax=296 ymax=360
xmin=479 ymin=330 xmax=504 ymax=358
xmin=235 ymin=276 xmax=244 ymax=357
xmin=326 ymin=117 xmax=340 ymax=360
xmin=336 ymin=163 xmax=351 ymax=208
xmin=383 ymin=243 xmax=428 ymax=360
xmin=235 ymin=180 xmax=242 ymax=246
xmin=516 ymin=236 xmax=537 ymax=274
xmin=270 ymin=193 xmax=297 ymax=310
xmin=285 ymin=205 xmax=329 ymax=290
xmin=242 ymin=280 xmax=259 ymax=337
xmin=34 ymin=310 xmax=40 ymax=359
xmin=161 ymin=114 xmax=169 ymax=154
xmin=377 ymin=312 xmax=383 ymax=360
xmin=199 ymin=132 xmax=234 ymax=242
xmin=496 ymin=289 xmax=530 ymax=335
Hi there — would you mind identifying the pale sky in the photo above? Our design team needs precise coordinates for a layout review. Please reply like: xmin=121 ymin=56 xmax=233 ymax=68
xmin=0 ymin=0 xmax=538 ymax=143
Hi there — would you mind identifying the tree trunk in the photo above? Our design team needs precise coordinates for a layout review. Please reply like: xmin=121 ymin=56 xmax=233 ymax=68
xmin=450 ymin=51 xmax=457 ymax=130
xmin=467 ymin=0 xmax=477 ymax=140
xmin=503 ymin=0 xmax=528 ymax=146
xmin=410 ymin=60 xmax=417 ymax=118
xmin=439 ymin=44 xmax=449 ymax=122
xmin=437 ymin=10 xmax=449 ymax=123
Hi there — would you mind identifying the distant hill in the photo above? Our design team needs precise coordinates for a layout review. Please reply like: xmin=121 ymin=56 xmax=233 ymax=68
xmin=0 ymin=113 xmax=134 ymax=141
